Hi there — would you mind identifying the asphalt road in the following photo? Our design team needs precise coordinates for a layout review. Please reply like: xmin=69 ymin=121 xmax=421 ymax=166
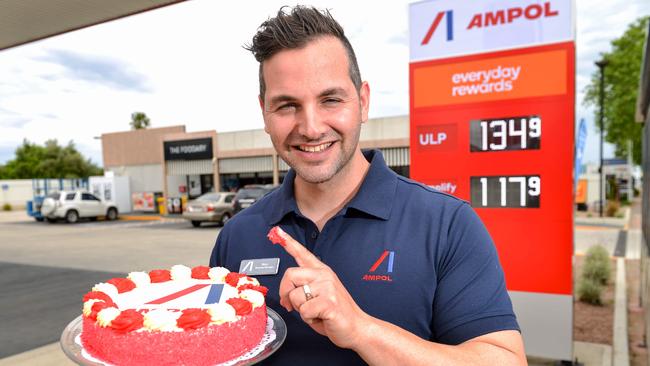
xmin=0 ymin=212 xmax=221 ymax=359
xmin=0 ymin=262 xmax=121 ymax=358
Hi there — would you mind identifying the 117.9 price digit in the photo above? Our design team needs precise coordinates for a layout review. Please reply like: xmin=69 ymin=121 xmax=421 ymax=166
xmin=471 ymin=175 xmax=541 ymax=208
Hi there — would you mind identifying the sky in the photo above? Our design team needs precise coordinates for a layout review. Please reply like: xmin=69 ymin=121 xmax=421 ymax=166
xmin=0 ymin=0 xmax=649 ymax=168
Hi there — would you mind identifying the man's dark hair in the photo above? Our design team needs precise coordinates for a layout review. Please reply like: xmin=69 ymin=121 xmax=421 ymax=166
xmin=245 ymin=6 xmax=362 ymax=98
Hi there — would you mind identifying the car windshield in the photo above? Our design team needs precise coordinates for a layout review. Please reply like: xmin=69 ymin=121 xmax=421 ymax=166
xmin=46 ymin=192 xmax=61 ymax=200
xmin=197 ymin=193 xmax=221 ymax=202
xmin=235 ymin=188 xmax=265 ymax=199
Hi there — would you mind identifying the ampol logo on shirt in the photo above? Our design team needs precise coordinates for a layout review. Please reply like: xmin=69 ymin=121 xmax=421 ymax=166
xmin=362 ymin=250 xmax=395 ymax=282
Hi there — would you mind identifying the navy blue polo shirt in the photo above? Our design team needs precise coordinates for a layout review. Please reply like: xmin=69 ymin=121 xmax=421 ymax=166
xmin=210 ymin=149 xmax=519 ymax=365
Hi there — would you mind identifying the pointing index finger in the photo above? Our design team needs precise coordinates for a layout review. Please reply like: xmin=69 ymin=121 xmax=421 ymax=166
xmin=267 ymin=226 xmax=324 ymax=268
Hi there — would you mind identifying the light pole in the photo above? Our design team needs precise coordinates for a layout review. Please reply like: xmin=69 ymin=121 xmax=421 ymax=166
xmin=595 ymin=59 xmax=609 ymax=217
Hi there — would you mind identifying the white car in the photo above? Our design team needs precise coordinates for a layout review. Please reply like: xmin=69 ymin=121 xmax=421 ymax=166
xmin=40 ymin=190 xmax=119 ymax=223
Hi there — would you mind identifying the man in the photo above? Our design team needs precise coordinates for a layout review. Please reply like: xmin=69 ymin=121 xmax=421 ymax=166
xmin=210 ymin=6 xmax=526 ymax=365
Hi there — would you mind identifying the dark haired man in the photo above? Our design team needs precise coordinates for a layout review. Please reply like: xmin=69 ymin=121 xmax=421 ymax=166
xmin=210 ymin=6 xmax=526 ymax=365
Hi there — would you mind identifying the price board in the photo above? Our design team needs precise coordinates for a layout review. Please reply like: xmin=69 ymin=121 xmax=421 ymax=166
xmin=410 ymin=0 xmax=574 ymax=360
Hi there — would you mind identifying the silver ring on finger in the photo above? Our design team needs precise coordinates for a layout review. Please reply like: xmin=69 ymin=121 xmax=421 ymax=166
xmin=303 ymin=284 xmax=314 ymax=301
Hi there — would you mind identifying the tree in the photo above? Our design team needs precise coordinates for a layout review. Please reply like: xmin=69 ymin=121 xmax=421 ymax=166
xmin=584 ymin=16 xmax=649 ymax=165
xmin=0 ymin=139 xmax=103 ymax=179
xmin=130 ymin=112 xmax=151 ymax=130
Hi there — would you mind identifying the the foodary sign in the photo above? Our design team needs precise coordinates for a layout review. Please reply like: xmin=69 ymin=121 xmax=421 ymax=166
xmin=409 ymin=0 xmax=574 ymax=360
xmin=164 ymin=138 xmax=213 ymax=161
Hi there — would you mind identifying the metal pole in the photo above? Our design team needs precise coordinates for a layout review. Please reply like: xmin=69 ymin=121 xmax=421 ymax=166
xmin=596 ymin=59 xmax=608 ymax=217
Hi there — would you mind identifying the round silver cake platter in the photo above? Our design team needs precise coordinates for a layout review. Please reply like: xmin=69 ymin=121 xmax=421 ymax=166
xmin=60 ymin=308 xmax=287 ymax=366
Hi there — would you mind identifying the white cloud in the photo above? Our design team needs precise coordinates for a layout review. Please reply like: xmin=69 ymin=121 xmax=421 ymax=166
xmin=0 ymin=0 xmax=648 ymax=167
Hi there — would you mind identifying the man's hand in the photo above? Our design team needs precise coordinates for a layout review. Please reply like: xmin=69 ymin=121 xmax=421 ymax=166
xmin=274 ymin=227 xmax=371 ymax=349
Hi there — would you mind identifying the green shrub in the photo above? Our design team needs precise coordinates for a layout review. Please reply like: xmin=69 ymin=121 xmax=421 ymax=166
xmin=2 ymin=203 xmax=11 ymax=211
xmin=582 ymin=259 xmax=611 ymax=285
xmin=606 ymin=200 xmax=620 ymax=217
xmin=578 ymin=277 xmax=603 ymax=305
xmin=582 ymin=246 xmax=611 ymax=285
xmin=577 ymin=245 xmax=612 ymax=305
xmin=585 ymin=245 xmax=610 ymax=267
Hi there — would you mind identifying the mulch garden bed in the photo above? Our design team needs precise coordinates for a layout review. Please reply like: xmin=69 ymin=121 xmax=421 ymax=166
xmin=573 ymin=256 xmax=615 ymax=345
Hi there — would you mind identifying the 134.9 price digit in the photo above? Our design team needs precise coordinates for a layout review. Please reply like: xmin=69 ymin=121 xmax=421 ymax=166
xmin=470 ymin=115 xmax=541 ymax=152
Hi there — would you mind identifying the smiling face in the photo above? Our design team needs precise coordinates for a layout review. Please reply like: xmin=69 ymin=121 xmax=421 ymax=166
xmin=259 ymin=36 xmax=369 ymax=185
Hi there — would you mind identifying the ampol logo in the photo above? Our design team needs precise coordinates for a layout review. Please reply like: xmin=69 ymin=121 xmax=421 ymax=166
xmin=467 ymin=2 xmax=558 ymax=30
xmin=421 ymin=2 xmax=559 ymax=46
xmin=421 ymin=10 xmax=454 ymax=45
xmin=362 ymin=250 xmax=395 ymax=282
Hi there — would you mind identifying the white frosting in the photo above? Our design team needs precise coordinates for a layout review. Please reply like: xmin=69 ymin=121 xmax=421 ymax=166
xmin=96 ymin=307 xmax=121 ymax=327
xmin=237 ymin=276 xmax=260 ymax=287
xmin=127 ymin=271 xmax=151 ymax=288
xmin=85 ymin=265 xmax=267 ymax=333
xmin=92 ymin=283 xmax=118 ymax=298
xmin=221 ymin=284 xmax=240 ymax=301
xmin=83 ymin=299 xmax=101 ymax=317
xmin=239 ymin=289 xmax=265 ymax=309
xmin=170 ymin=265 xmax=192 ymax=280
xmin=207 ymin=303 xmax=237 ymax=324
xmin=143 ymin=309 xmax=183 ymax=332
xmin=208 ymin=267 xmax=230 ymax=283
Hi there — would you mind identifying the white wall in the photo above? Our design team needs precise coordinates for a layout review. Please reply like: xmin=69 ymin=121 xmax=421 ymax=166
xmin=359 ymin=115 xmax=409 ymax=141
xmin=0 ymin=179 xmax=33 ymax=209
xmin=217 ymin=129 xmax=273 ymax=151
xmin=166 ymin=175 xmax=186 ymax=198
xmin=89 ymin=175 xmax=132 ymax=214
xmin=106 ymin=164 xmax=163 ymax=193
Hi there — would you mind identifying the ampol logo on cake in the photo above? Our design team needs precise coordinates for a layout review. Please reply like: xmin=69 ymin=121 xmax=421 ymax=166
xmin=117 ymin=282 xmax=226 ymax=309
xmin=410 ymin=0 xmax=573 ymax=61
xmin=415 ymin=123 xmax=457 ymax=151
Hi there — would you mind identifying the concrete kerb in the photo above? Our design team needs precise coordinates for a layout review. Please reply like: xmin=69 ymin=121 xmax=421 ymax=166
xmin=613 ymin=257 xmax=630 ymax=366
xmin=0 ymin=342 xmax=73 ymax=366
xmin=574 ymin=341 xmax=613 ymax=366
xmin=611 ymin=204 xmax=633 ymax=366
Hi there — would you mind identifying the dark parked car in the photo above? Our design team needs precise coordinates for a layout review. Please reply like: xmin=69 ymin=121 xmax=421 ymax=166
xmin=182 ymin=192 xmax=235 ymax=227
xmin=233 ymin=185 xmax=276 ymax=214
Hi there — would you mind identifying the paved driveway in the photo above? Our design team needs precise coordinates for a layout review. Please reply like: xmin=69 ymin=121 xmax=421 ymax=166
xmin=0 ymin=211 xmax=221 ymax=361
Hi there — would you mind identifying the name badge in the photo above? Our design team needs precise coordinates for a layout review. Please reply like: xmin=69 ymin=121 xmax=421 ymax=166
xmin=239 ymin=258 xmax=280 ymax=276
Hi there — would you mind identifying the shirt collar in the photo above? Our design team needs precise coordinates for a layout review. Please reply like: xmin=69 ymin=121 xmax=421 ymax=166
xmin=345 ymin=149 xmax=397 ymax=220
xmin=263 ymin=149 xmax=398 ymax=224
xmin=263 ymin=168 xmax=299 ymax=225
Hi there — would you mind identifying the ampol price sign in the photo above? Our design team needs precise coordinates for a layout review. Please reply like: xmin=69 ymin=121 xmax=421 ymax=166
xmin=409 ymin=0 xmax=575 ymax=360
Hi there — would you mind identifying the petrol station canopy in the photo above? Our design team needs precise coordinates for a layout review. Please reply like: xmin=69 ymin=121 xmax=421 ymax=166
xmin=0 ymin=0 xmax=184 ymax=51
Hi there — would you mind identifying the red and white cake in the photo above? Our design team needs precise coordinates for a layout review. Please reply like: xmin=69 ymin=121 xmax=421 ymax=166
xmin=80 ymin=265 xmax=268 ymax=366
